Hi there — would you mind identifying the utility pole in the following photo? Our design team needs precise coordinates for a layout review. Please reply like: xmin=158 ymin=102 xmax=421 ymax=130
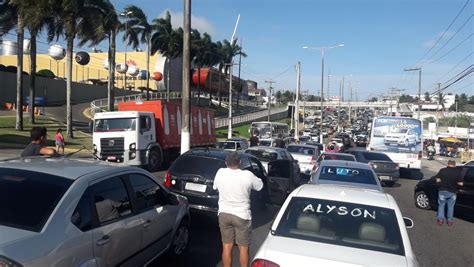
xmin=455 ymin=98 xmax=458 ymax=136
xmin=301 ymin=90 xmax=308 ymax=123
xmin=265 ymin=80 xmax=276 ymax=121
xmin=294 ymin=62 xmax=301 ymax=139
xmin=348 ymin=80 xmax=352 ymax=123
xmin=327 ymin=68 xmax=331 ymax=103
xmin=404 ymin=67 xmax=422 ymax=119
xmin=180 ymin=0 xmax=191 ymax=154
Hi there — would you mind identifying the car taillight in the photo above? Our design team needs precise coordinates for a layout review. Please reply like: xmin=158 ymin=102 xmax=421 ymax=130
xmin=368 ymin=162 xmax=377 ymax=169
xmin=164 ymin=170 xmax=172 ymax=188
xmin=252 ymin=259 xmax=280 ymax=267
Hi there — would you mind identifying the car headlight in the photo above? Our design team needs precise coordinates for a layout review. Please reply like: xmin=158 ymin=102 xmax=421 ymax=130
xmin=129 ymin=143 xmax=136 ymax=150
xmin=0 ymin=255 xmax=22 ymax=267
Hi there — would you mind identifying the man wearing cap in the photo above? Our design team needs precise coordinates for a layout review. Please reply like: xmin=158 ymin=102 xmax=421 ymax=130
xmin=435 ymin=160 xmax=464 ymax=226
xmin=213 ymin=151 xmax=263 ymax=267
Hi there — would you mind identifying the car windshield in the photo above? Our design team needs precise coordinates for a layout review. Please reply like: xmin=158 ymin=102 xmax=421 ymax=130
xmin=363 ymin=152 xmax=392 ymax=161
xmin=318 ymin=154 xmax=355 ymax=162
xmin=0 ymin=169 xmax=73 ymax=232
xmin=94 ymin=118 xmax=136 ymax=132
xmin=318 ymin=166 xmax=378 ymax=185
xmin=391 ymin=128 xmax=407 ymax=134
xmin=275 ymin=197 xmax=404 ymax=256
xmin=287 ymin=146 xmax=316 ymax=155
xmin=245 ymin=149 xmax=278 ymax=162
xmin=170 ymin=155 xmax=227 ymax=179
xmin=218 ymin=142 xmax=237 ymax=150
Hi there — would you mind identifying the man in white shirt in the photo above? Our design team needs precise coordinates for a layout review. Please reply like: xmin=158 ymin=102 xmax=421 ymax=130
xmin=213 ymin=151 xmax=263 ymax=267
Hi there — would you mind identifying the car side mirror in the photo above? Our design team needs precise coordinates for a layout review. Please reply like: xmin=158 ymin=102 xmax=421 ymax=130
xmin=403 ymin=217 xmax=414 ymax=228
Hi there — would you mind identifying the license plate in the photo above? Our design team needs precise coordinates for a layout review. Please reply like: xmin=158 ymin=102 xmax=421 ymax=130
xmin=185 ymin=182 xmax=207 ymax=193
xmin=107 ymin=156 xmax=116 ymax=160
xmin=379 ymin=175 xmax=390 ymax=180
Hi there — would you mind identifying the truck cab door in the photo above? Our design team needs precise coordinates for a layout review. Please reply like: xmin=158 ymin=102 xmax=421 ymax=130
xmin=139 ymin=115 xmax=154 ymax=144
xmin=267 ymin=159 xmax=293 ymax=206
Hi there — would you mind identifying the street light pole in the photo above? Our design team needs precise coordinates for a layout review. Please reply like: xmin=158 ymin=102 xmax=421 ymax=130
xmin=294 ymin=62 xmax=301 ymax=139
xmin=404 ymin=67 xmax=422 ymax=119
xmin=227 ymin=14 xmax=240 ymax=140
xmin=265 ymin=80 xmax=276 ymax=121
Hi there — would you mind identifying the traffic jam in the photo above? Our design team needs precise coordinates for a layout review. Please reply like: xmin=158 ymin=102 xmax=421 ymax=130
xmin=1 ymin=101 xmax=473 ymax=267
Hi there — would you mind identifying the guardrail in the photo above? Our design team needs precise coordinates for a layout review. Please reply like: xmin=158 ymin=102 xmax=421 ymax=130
xmin=215 ymin=107 xmax=288 ymax=129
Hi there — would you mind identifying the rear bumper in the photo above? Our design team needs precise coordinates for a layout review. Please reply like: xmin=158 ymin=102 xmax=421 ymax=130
xmin=169 ymin=189 xmax=219 ymax=214
xmin=375 ymin=171 xmax=400 ymax=182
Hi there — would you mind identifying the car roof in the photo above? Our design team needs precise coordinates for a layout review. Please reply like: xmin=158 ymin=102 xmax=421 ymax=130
xmin=0 ymin=158 xmax=135 ymax=180
xmin=292 ymin=184 xmax=392 ymax=208
xmin=184 ymin=148 xmax=254 ymax=161
xmin=319 ymin=160 xmax=371 ymax=169
xmin=246 ymin=146 xmax=286 ymax=152
xmin=320 ymin=152 xmax=356 ymax=158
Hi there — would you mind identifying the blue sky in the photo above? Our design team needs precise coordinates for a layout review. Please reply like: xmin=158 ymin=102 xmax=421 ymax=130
xmin=12 ymin=0 xmax=474 ymax=99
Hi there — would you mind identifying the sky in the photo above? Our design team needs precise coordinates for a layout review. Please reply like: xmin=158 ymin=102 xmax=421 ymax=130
xmin=4 ymin=0 xmax=473 ymax=100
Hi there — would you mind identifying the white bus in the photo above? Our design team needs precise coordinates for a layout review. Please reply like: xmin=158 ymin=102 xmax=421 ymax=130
xmin=368 ymin=116 xmax=423 ymax=169
xmin=250 ymin=121 xmax=289 ymax=139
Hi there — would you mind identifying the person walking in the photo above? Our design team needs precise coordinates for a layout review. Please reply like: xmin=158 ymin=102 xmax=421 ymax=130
xmin=213 ymin=151 xmax=263 ymax=267
xmin=435 ymin=160 xmax=464 ymax=226
xmin=55 ymin=129 xmax=65 ymax=154
xmin=21 ymin=127 xmax=58 ymax=157
xmin=274 ymin=133 xmax=285 ymax=148
xmin=249 ymin=132 xmax=259 ymax=147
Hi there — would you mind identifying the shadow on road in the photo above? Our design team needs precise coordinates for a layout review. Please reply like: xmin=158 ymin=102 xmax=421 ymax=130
xmin=400 ymin=169 xmax=424 ymax=180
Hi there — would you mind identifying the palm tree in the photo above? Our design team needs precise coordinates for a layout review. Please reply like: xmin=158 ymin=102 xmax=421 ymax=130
xmin=221 ymin=39 xmax=247 ymax=108
xmin=214 ymin=41 xmax=225 ymax=107
xmin=50 ymin=0 xmax=110 ymax=138
xmin=436 ymin=92 xmax=447 ymax=111
xmin=0 ymin=0 xmax=23 ymax=130
xmin=151 ymin=11 xmax=183 ymax=101
xmin=121 ymin=5 xmax=152 ymax=100
xmin=190 ymin=30 xmax=204 ymax=105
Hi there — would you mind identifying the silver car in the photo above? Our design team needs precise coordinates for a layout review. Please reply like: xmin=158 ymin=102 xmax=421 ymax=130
xmin=0 ymin=158 xmax=189 ymax=267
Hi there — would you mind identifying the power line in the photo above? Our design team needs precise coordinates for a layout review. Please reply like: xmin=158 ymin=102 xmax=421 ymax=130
xmin=433 ymin=65 xmax=473 ymax=94
xmin=414 ymin=0 xmax=471 ymax=66
xmin=429 ymin=33 xmax=473 ymax=65
xmin=435 ymin=52 xmax=473 ymax=82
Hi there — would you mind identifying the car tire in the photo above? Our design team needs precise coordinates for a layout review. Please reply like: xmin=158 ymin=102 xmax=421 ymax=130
xmin=168 ymin=220 xmax=190 ymax=257
xmin=147 ymin=150 xmax=161 ymax=172
xmin=415 ymin=191 xmax=431 ymax=210
xmin=384 ymin=181 xmax=395 ymax=187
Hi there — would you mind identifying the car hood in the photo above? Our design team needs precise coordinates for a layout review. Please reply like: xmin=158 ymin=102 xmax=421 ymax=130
xmin=258 ymin=235 xmax=409 ymax=267
xmin=0 ymin=225 xmax=37 ymax=247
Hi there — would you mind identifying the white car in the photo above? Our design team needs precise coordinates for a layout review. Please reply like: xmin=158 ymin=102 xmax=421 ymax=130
xmin=286 ymin=144 xmax=320 ymax=176
xmin=252 ymin=184 xmax=418 ymax=267
xmin=384 ymin=128 xmax=417 ymax=147
xmin=244 ymin=147 xmax=294 ymax=173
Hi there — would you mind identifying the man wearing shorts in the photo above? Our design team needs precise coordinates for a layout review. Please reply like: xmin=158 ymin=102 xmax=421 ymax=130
xmin=213 ymin=151 xmax=263 ymax=267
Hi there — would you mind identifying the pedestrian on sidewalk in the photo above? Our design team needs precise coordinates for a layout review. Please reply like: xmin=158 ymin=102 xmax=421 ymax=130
xmin=55 ymin=129 xmax=65 ymax=154
xmin=213 ymin=151 xmax=263 ymax=267
xmin=21 ymin=127 xmax=58 ymax=157
xmin=435 ymin=160 xmax=464 ymax=226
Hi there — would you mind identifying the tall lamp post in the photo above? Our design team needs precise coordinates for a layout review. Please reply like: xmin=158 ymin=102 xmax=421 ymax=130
xmin=227 ymin=14 xmax=241 ymax=140
xmin=303 ymin=44 xmax=344 ymax=143
xmin=404 ymin=67 xmax=422 ymax=119
xmin=120 ymin=11 xmax=133 ymax=90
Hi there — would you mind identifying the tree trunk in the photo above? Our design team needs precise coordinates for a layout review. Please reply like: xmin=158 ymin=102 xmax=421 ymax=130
xmin=29 ymin=33 xmax=37 ymax=124
xmin=66 ymin=31 xmax=74 ymax=138
xmin=209 ymin=68 xmax=213 ymax=108
xmin=145 ymin=37 xmax=150 ymax=100
xmin=197 ymin=65 xmax=201 ymax=106
xmin=107 ymin=30 xmax=116 ymax=111
xmin=15 ymin=15 xmax=24 ymax=131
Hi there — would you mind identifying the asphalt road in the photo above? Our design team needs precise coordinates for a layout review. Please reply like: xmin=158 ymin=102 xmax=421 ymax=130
xmin=150 ymin=158 xmax=474 ymax=267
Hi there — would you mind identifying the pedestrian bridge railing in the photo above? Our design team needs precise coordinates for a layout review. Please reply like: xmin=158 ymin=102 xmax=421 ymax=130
xmin=215 ymin=107 xmax=288 ymax=129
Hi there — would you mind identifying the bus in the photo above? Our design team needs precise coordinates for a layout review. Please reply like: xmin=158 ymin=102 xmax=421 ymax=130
xmin=367 ymin=116 xmax=423 ymax=169
xmin=250 ymin=121 xmax=289 ymax=139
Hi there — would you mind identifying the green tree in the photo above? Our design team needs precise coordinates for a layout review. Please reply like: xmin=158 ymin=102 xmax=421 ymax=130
xmin=275 ymin=90 xmax=282 ymax=103
xmin=399 ymin=94 xmax=415 ymax=103
xmin=368 ymin=97 xmax=378 ymax=102
xmin=436 ymin=92 xmax=447 ymax=111
xmin=220 ymin=39 xmax=247 ymax=107
xmin=121 ymin=5 xmax=152 ymax=100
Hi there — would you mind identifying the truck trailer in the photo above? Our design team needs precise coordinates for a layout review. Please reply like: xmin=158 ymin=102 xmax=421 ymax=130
xmin=92 ymin=100 xmax=216 ymax=171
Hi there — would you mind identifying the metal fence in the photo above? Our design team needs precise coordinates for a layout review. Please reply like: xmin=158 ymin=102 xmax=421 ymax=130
xmin=215 ymin=107 xmax=288 ymax=129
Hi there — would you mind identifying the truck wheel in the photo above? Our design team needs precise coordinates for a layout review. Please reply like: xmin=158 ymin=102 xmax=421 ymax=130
xmin=147 ymin=150 xmax=161 ymax=172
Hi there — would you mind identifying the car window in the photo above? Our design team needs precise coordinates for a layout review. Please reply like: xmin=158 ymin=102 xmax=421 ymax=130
xmin=71 ymin=188 xmax=93 ymax=232
xmin=170 ymin=155 xmax=226 ymax=179
xmin=129 ymin=174 xmax=167 ymax=212
xmin=319 ymin=166 xmax=378 ymax=185
xmin=237 ymin=143 xmax=242 ymax=150
xmin=465 ymin=161 xmax=474 ymax=167
xmin=92 ymin=177 xmax=132 ymax=225
xmin=362 ymin=152 xmax=391 ymax=161
xmin=249 ymin=158 xmax=265 ymax=177
xmin=275 ymin=197 xmax=404 ymax=256
xmin=279 ymin=151 xmax=289 ymax=160
xmin=0 ymin=168 xmax=73 ymax=232
xmin=268 ymin=160 xmax=291 ymax=178
xmin=245 ymin=149 xmax=279 ymax=162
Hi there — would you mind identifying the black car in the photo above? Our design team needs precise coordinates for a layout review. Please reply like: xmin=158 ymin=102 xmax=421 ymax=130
xmin=346 ymin=150 xmax=399 ymax=186
xmin=414 ymin=166 xmax=474 ymax=215
xmin=355 ymin=135 xmax=368 ymax=147
xmin=164 ymin=148 xmax=303 ymax=215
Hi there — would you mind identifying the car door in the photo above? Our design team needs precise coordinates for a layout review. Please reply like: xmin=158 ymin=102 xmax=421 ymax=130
xmin=267 ymin=159 xmax=293 ymax=205
xmin=457 ymin=167 xmax=474 ymax=210
xmin=127 ymin=173 xmax=179 ymax=258
xmin=90 ymin=176 xmax=143 ymax=266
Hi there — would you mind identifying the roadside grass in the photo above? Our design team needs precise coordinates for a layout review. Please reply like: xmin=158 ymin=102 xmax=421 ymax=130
xmin=0 ymin=116 xmax=91 ymax=150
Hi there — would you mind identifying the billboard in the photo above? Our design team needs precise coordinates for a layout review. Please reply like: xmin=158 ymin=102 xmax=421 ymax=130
xmin=370 ymin=117 xmax=422 ymax=153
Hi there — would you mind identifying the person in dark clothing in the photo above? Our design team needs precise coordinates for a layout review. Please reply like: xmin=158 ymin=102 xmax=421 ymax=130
xmin=435 ymin=160 xmax=464 ymax=226
xmin=274 ymin=133 xmax=285 ymax=148
xmin=21 ymin=127 xmax=58 ymax=157
xmin=249 ymin=132 xmax=259 ymax=147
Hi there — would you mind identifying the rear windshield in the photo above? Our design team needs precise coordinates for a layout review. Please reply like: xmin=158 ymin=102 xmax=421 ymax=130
xmin=275 ymin=197 xmax=404 ymax=256
xmin=362 ymin=152 xmax=391 ymax=161
xmin=170 ymin=155 xmax=226 ymax=179
xmin=319 ymin=166 xmax=377 ymax=185
xmin=0 ymin=168 xmax=73 ymax=232
xmin=217 ymin=142 xmax=237 ymax=150
xmin=287 ymin=146 xmax=317 ymax=155
xmin=259 ymin=140 xmax=273 ymax=147
xmin=245 ymin=149 xmax=278 ymax=162
xmin=318 ymin=154 xmax=355 ymax=162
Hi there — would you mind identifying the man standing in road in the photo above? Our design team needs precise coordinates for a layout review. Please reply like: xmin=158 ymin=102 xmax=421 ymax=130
xmin=249 ymin=132 xmax=259 ymax=147
xmin=274 ymin=133 xmax=285 ymax=148
xmin=435 ymin=160 xmax=464 ymax=226
xmin=213 ymin=151 xmax=263 ymax=267
xmin=21 ymin=127 xmax=58 ymax=157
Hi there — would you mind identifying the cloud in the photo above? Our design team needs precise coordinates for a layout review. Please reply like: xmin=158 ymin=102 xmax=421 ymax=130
xmin=158 ymin=10 xmax=216 ymax=36
xmin=421 ymin=31 xmax=455 ymax=49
